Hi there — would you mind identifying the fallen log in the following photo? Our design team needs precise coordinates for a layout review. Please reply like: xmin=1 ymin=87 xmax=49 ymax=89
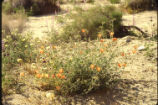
xmin=120 ymin=25 xmax=148 ymax=38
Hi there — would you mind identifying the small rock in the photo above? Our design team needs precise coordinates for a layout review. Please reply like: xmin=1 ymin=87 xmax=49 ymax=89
xmin=126 ymin=37 xmax=132 ymax=43
xmin=138 ymin=46 xmax=145 ymax=51
xmin=46 ymin=92 xmax=55 ymax=100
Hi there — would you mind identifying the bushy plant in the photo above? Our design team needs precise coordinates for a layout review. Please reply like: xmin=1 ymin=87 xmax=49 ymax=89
xmin=31 ymin=37 xmax=122 ymax=95
xmin=2 ymin=30 xmax=37 ymax=95
xmin=50 ymin=5 xmax=122 ymax=42
xmin=2 ymin=1 xmax=12 ymax=14
xmin=2 ymin=30 xmax=36 ymax=68
xmin=2 ymin=0 xmax=60 ymax=15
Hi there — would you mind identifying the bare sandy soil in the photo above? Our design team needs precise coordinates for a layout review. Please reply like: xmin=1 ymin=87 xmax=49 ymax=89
xmin=3 ymin=1 xmax=157 ymax=105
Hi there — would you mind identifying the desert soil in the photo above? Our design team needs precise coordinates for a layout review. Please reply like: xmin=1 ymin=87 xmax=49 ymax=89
xmin=3 ymin=1 xmax=157 ymax=105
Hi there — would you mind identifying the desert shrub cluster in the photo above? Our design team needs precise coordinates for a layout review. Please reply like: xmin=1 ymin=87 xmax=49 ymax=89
xmin=50 ymin=5 xmax=122 ymax=43
xmin=123 ymin=0 xmax=157 ymax=14
xmin=2 ymin=0 xmax=60 ymax=15
xmin=2 ymin=13 xmax=27 ymax=37
xmin=2 ymin=30 xmax=36 ymax=95
xmin=24 ymin=36 xmax=123 ymax=96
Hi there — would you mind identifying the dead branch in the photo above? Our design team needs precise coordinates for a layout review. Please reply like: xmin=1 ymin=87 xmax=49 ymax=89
xmin=121 ymin=25 xmax=148 ymax=37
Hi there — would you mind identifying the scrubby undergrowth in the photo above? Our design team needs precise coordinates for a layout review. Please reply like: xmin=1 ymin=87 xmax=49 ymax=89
xmin=49 ymin=5 xmax=122 ymax=43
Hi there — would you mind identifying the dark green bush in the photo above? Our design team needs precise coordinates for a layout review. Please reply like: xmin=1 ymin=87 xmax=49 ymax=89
xmin=50 ymin=5 xmax=122 ymax=42
xmin=125 ymin=0 xmax=157 ymax=13
xmin=2 ymin=0 xmax=60 ymax=15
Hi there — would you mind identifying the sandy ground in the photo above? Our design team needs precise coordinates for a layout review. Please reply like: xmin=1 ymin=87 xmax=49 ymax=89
xmin=3 ymin=1 xmax=157 ymax=105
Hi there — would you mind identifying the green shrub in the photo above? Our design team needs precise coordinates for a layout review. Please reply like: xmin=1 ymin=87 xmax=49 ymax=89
xmin=2 ymin=0 xmax=26 ymax=14
xmin=2 ymin=1 xmax=12 ymax=14
xmin=50 ymin=5 xmax=122 ymax=43
xmin=33 ymin=39 xmax=121 ymax=95
xmin=108 ymin=0 xmax=120 ymax=4
xmin=2 ymin=30 xmax=37 ymax=95
xmin=2 ymin=0 xmax=60 ymax=15
xmin=2 ymin=30 xmax=36 ymax=68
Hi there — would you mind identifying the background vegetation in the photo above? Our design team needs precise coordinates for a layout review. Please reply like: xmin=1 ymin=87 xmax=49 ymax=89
xmin=122 ymin=0 xmax=157 ymax=14
xmin=108 ymin=0 xmax=120 ymax=4
xmin=2 ymin=0 xmax=60 ymax=15
xmin=49 ymin=5 xmax=122 ymax=43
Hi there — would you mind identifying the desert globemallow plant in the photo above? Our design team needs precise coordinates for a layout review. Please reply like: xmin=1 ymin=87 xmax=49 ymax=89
xmin=31 ymin=36 xmax=122 ymax=96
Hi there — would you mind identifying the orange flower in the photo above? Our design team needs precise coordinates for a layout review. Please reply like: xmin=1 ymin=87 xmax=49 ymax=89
xmin=100 ymin=48 xmax=104 ymax=53
xmin=82 ymin=29 xmax=86 ymax=33
xmin=56 ymin=86 xmax=60 ymax=91
xmin=90 ymin=64 xmax=95 ymax=70
xmin=112 ymin=38 xmax=117 ymax=41
xmin=133 ymin=45 xmax=138 ymax=49
xmin=96 ymin=66 xmax=101 ymax=72
xmin=110 ymin=32 xmax=114 ymax=37
xmin=34 ymin=70 xmax=39 ymax=74
xmin=97 ymin=33 xmax=102 ymax=38
xmin=56 ymin=73 xmax=61 ymax=78
xmin=100 ymin=39 xmax=104 ymax=42
xmin=123 ymin=63 xmax=126 ymax=67
xmin=132 ymin=50 xmax=136 ymax=54
xmin=61 ymin=75 xmax=66 ymax=79
xmin=36 ymin=74 xmax=41 ymax=78
xmin=52 ymin=74 xmax=55 ymax=78
xmin=121 ymin=52 xmax=125 ymax=56
xmin=59 ymin=68 xmax=63 ymax=73
xmin=118 ymin=63 xmax=121 ymax=67
xmin=80 ymin=51 xmax=83 ymax=54
xmin=104 ymin=44 xmax=107 ymax=47
xmin=52 ymin=45 xmax=56 ymax=49
xmin=40 ymin=50 xmax=44 ymax=54
xmin=20 ymin=72 xmax=25 ymax=77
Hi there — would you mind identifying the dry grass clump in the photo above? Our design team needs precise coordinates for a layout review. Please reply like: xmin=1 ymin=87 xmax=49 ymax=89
xmin=2 ymin=13 xmax=27 ymax=37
